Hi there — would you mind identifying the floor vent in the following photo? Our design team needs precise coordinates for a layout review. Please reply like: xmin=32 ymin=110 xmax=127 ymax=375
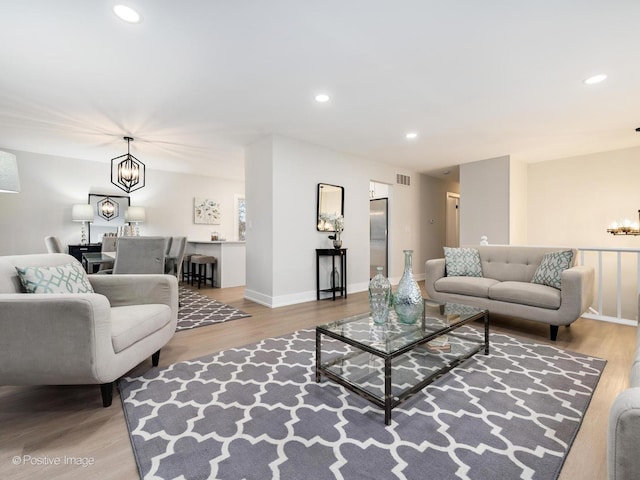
xmin=396 ymin=174 xmax=411 ymax=186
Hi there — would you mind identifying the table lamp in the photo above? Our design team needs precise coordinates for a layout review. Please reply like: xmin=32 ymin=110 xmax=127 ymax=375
xmin=126 ymin=206 xmax=146 ymax=236
xmin=72 ymin=204 xmax=94 ymax=245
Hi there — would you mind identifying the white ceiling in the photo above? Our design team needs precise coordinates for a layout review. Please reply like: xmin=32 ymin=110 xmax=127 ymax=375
xmin=1 ymin=1 xmax=639 ymax=182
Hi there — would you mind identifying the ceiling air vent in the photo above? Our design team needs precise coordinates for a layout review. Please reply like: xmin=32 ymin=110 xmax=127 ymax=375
xmin=396 ymin=174 xmax=411 ymax=186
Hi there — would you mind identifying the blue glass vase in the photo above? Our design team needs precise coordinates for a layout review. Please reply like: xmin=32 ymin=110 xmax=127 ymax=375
xmin=393 ymin=250 xmax=423 ymax=324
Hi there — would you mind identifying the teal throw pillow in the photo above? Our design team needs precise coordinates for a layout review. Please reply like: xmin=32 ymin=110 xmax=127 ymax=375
xmin=15 ymin=262 xmax=94 ymax=294
xmin=444 ymin=247 xmax=483 ymax=277
xmin=530 ymin=250 xmax=574 ymax=290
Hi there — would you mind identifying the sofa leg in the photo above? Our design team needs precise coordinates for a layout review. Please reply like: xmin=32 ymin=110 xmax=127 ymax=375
xmin=101 ymin=382 xmax=113 ymax=407
xmin=152 ymin=350 xmax=161 ymax=367
xmin=550 ymin=325 xmax=559 ymax=341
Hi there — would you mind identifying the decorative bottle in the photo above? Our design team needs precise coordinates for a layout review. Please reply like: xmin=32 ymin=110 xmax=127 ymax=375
xmin=368 ymin=266 xmax=391 ymax=324
xmin=393 ymin=250 xmax=424 ymax=324
xmin=329 ymin=267 xmax=340 ymax=291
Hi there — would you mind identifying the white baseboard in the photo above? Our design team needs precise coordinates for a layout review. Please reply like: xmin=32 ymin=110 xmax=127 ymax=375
xmin=245 ymin=274 xmax=425 ymax=309
xmin=244 ymin=288 xmax=316 ymax=308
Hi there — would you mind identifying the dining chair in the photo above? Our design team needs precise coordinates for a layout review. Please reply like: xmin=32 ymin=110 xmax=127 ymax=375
xmin=113 ymin=237 xmax=167 ymax=274
xmin=101 ymin=236 xmax=117 ymax=252
xmin=166 ymin=236 xmax=187 ymax=279
xmin=93 ymin=235 xmax=118 ymax=272
xmin=44 ymin=236 xmax=64 ymax=253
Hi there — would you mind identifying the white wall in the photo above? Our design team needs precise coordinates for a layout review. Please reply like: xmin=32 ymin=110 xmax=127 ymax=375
xmin=244 ymin=135 xmax=435 ymax=307
xmin=460 ymin=156 xmax=511 ymax=245
xmin=527 ymin=146 xmax=640 ymax=319
xmin=509 ymin=157 xmax=528 ymax=245
xmin=0 ymin=148 xmax=244 ymax=255
xmin=421 ymin=174 xmax=460 ymax=261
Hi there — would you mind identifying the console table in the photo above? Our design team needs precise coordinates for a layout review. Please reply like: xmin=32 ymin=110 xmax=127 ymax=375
xmin=316 ymin=248 xmax=347 ymax=301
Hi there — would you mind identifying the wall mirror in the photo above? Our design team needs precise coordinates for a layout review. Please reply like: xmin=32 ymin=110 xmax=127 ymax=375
xmin=317 ymin=183 xmax=344 ymax=232
xmin=88 ymin=194 xmax=130 ymax=243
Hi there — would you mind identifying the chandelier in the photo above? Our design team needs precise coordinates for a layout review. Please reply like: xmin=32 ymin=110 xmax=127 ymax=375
xmin=607 ymin=210 xmax=640 ymax=235
xmin=111 ymin=136 xmax=145 ymax=193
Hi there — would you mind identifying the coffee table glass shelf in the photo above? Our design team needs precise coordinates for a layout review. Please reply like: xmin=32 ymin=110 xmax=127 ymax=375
xmin=315 ymin=301 xmax=489 ymax=425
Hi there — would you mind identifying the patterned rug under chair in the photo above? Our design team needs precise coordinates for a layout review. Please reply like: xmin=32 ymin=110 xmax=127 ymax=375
xmin=177 ymin=286 xmax=251 ymax=331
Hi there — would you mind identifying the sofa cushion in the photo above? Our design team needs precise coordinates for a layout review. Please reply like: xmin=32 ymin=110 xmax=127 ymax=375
xmin=110 ymin=304 xmax=171 ymax=353
xmin=15 ymin=262 xmax=94 ymax=294
xmin=435 ymin=276 xmax=499 ymax=298
xmin=531 ymin=250 xmax=574 ymax=290
xmin=444 ymin=247 xmax=483 ymax=277
xmin=489 ymin=281 xmax=561 ymax=309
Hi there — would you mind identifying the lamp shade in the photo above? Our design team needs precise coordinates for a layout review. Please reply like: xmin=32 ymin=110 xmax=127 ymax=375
xmin=126 ymin=206 xmax=146 ymax=223
xmin=71 ymin=204 xmax=95 ymax=222
xmin=0 ymin=151 xmax=21 ymax=193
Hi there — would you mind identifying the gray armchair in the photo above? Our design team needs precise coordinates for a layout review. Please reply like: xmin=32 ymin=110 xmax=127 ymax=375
xmin=608 ymin=294 xmax=640 ymax=479
xmin=0 ymin=253 xmax=178 ymax=407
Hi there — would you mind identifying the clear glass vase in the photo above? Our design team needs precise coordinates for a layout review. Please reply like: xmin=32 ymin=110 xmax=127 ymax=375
xmin=393 ymin=250 xmax=424 ymax=324
xmin=333 ymin=230 xmax=342 ymax=249
xmin=368 ymin=266 xmax=391 ymax=324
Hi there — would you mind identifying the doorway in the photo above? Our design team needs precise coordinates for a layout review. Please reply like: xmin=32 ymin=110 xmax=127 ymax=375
xmin=370 ymin=181 xmax=389 ymax=278
xmin=446 ymin=192 xmax=460 ymax=247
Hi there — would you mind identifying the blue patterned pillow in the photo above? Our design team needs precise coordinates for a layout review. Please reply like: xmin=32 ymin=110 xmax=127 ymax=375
xmin=444 ymin=247 xmax=483 ymax=277
xmin=531 ymin=250 xmax=574 ymax=290
xmin=15 ymin=262 xmax=94 ymax=294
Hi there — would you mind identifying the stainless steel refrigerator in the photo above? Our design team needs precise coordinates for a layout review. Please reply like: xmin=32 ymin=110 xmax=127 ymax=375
xmin=370 ymin=198 xmax=388 ymax=278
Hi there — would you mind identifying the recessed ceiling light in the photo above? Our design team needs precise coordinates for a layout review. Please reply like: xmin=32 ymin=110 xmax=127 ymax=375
xmin=315 ymin=94 xmax=330 ymax=103
xmin=405 ymin=132 xmax=418 ymax=140
xmin=113 ymin=5 xmax=142 ymax=23
xmin=584 ymin=74 xmax=607 ymax=85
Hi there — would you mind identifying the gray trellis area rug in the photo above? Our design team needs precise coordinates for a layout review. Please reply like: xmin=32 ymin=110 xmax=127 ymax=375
xmin=177 ymin=286 xmax=250 ymax=331
xmin=119 ymin=326 xmax=605 ymax=480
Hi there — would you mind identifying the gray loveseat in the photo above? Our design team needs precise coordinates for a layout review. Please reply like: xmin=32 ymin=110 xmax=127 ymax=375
xmin=0 ymin=253 xmax=178 ymax=406
xmin=608 ymin=294 xmax=640 ymax=480
xmin=425 ymin=245 xmax=594 ymax=340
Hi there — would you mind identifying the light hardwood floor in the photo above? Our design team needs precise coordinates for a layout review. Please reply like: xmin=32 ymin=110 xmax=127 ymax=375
xmin=0 ymin=283 xmax=635 ymax=479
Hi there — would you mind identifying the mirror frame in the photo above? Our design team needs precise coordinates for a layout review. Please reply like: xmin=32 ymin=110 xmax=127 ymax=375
xmin=88 ymin=193 xmax=130 ymax=244
xmin=316 ymin=183 xmax=344 ymax=232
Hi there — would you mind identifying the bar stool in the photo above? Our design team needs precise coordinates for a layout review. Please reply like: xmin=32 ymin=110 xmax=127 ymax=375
xmin=182 ymin=253 xmax=196 ymax=283
xmin=190 ymin=255 xmax=217 ymax=288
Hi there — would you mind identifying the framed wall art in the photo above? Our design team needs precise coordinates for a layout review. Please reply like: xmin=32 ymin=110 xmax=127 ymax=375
xmin=194 ymin=197 xmax=221 ymax=225
xmin=88 ymin=194 xmax=130 ymax=243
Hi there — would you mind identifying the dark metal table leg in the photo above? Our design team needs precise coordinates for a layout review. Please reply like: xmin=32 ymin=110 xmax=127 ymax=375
xmin=484 ymin=311 xmax=490 ymax=354
xmin=384 ymin=357 xmax=392 ymax=425
xmin=316 ymin=329 xmax=321 ymax=382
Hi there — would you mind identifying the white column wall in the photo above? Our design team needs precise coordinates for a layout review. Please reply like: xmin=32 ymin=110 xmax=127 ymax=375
xmin=244 ymin=137 xmax=275 ymax=301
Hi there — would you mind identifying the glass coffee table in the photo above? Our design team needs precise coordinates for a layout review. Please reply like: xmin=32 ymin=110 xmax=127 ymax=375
xmin=315 ymin=300 xmax=489 ymax=425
